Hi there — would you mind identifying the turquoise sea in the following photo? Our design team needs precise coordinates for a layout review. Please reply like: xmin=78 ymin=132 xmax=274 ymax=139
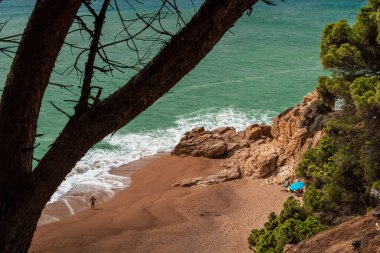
xmin=0 ymin=0 xmax=364 ymax=201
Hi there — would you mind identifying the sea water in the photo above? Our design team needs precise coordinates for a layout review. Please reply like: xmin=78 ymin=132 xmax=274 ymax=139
xmin=0 ymin=0 xmax=364 ymax=203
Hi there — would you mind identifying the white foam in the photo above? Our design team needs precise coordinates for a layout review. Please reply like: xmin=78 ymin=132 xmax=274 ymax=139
xmin=49 ymin=107 xmax=276 ymax=203
xmin=62 ymin=198 xmax=75 ymax=215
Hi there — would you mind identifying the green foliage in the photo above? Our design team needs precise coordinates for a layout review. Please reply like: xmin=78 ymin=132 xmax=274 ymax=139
xmin=248 ymin=229 xmax=265 ymax=251
xmin=255 ymin=231 xmax=279 ymax=253
xmin=369 ymin=0 xmax=380 ymax=9
xmin=297 ymin=114 xmax=380 ymax=220
xmin=264 ymin=212 xmax=279 ymax=230
xmin=322 ymin=43 xmax=366 ymax=72
xmin=248 ymin=2 xmax=380 ymax=251
xmin=278 ymin=196 xmax=309 ymax=223
xmin=317 ymin=76 xmax=351 ymax=107
xmin=297 ymin=136 xmax=336 ymax=188
xmin=372 ymin=181 xmax=380 ymax=191
xmin=355 ymin=7 xmax=378 ymax=44
xmin=275 ymin=218 xmax=302 ymax=245
xmin=248 ymin=197 xmax=327 ymax=252
xmin=350 ymin=77 xmax=380 ymax=109
xmin=317 ymin=0 xmax=380 ymax=111
xmin=317 ymin=76 xmax=350 ymax=97
xmin=298 ymin=216 xmax=328 ymax=240
xmin=321 ymin=20 xmax=353 ymax=57
xmin=303 ymin=186 xmax=323 ymax=211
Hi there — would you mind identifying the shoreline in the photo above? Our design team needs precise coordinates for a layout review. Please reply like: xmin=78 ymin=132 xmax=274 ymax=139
xmin=37 ymin=153 xmax=167 ymax=227
xmin=31 ymin=154 xmax=290 ymax=253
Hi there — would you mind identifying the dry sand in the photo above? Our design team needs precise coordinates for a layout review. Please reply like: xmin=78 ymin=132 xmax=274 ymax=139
xmin=30 ymin=155 xmax=290 ymax=253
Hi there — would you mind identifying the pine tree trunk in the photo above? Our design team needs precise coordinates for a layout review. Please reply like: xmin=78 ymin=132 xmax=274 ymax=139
xmin=0 ymin=0 xmax=81 ymax=183
xmin=0 ymin=0 xmax=80 ymax=252
xmin=0 ymin=178 xmax=45 ymax=253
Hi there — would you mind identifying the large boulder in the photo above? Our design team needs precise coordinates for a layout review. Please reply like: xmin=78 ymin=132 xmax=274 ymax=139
xmin=244 ymin=143 xmax=279 ymax=178
xmin=172 ymin=129 xmax=228 ymax=159
xmin=172 ymin=126 xmax=254 ymax=158
xmin=244 ymin=124 xmax=272 ymax=141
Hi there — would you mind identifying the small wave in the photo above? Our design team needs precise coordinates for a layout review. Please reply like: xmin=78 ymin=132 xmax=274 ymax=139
xmin=186 ymin=67 xmax=323 ymax=89
xmin=49 ymin=107 xmax=277 ymax=203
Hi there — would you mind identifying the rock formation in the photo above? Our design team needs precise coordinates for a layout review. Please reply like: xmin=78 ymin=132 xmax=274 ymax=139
xmin=172 ymin=91 xmax=328 ymax=187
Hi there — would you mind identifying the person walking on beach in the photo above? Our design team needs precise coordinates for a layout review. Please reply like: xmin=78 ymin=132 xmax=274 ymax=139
xmin=90 ymin=196 xmax=96 ymax=209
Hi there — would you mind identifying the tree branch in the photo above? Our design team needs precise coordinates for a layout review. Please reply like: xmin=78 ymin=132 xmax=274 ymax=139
xmin=49 ymin=102 xmax=72 ymax=119
xmin=76 ymin=0 xmax=110 ymax=115
xmin=32 ymin=0 xmax=260 ymax=207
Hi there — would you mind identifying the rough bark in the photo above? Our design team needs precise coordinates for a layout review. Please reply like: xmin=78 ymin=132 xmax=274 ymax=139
xmin=0 ymin=178 xmax=45 ymax=253
xmin=0 ymin=0 xmax=81 ymax=252
xmin=0 ymin=0 xmax=259 ymax=252
xmin=0 ymin=0 xmax=81 ymax=182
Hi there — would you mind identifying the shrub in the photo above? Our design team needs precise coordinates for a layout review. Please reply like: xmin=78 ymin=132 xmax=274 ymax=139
xmin=248 ymin=197 xmax=326 ymax=252
xmin=373 ymin=181 xmax=380 ymax=191
xmin=350 ymin=77 xmax=380 ymax=109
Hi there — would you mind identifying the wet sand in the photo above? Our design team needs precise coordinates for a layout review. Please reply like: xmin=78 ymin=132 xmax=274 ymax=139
xmin=37 ymin=155 xmax=163 ymax=227
xmin=30 ymin=155 xmax=290 ymax=253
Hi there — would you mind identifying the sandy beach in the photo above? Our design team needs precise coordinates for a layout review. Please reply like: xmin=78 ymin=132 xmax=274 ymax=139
xmin=30 ymin=155 xmax=290 ymax=253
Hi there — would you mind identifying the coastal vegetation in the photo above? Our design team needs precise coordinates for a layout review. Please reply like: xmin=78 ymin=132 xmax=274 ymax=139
xmin=304 ymin=0 xmax=380 ymax=219
xmin=249 ymin=0 xmax=380 ymax=251
xmin=248 ymin=197 xmax=326 ymax=253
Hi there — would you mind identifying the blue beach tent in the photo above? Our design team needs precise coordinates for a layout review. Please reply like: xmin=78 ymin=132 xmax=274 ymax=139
xmin=289 ymin=181 xmax=305 ymax=191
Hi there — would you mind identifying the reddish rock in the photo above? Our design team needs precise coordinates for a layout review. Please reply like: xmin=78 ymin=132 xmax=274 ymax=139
xmin=172 ymin=167 xmax=241 ymax=187
xmin=172 ymin=128 xmax=228 ymax=158
xmin=244 ymin=143 xmax=279 ymax=178
xmin=244 ymin=124 xmax=272 ymax=141
xmin=172 ymin=91 xmax=328 ymax=187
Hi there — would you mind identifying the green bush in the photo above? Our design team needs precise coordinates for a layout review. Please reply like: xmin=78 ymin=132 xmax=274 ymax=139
xmin=278 ymin=197 xmax=309 ymax=223
xmin=317 ymin=76 xmax=350 ymax=98
xmin=373 ymin=181 xmax=380 ymax=191
xmin=297 ymin=126 xmax=375 ymax=218
xmin=317 ymin=0 xmax=380 ymax=109
xmin=303 ymin=186 xmax=323 ymax=211
xmin=298 ymin=216 xmax=327 ymax=240
xmin=350 ymin=77 xmax=380 ymax=109
xmin=297 ymin=136 xmax=336 ymax=188
xmin=248 ymin=197 xmax=327 ymax=252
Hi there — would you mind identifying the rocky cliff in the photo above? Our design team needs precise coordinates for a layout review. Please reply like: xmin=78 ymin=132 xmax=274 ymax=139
xmin=172 ymin=91 xmax=328 ymax=187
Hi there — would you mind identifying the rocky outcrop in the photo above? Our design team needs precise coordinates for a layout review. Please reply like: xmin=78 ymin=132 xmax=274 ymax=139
xmin=172 ymin=91 xmax=328 ymax=187
xmin=172 ymin=128 xmax=228 ymax=159
xmin=173 ymin=126 xmax=256 ymax=158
